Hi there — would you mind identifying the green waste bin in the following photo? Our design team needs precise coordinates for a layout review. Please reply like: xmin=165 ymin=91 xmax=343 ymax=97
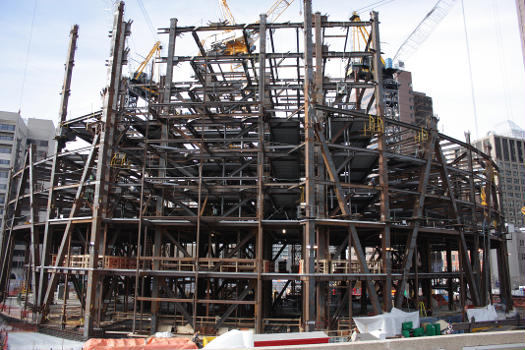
xmin=425 ymin=324 xmax=435 ymax=336
xmin=413 ymin=327 xmax=424 ymax=337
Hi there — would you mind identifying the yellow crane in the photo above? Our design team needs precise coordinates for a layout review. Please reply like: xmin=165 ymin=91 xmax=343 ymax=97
xmin=130 ymin=41 xmax=162 ymax=99
xmin=133 ymin=41 xmax=161 ymax=81
xmin=218 ymin=0 xmax=236 ymax=25
xmin=209 ymin=0 xmax=295 ymax=55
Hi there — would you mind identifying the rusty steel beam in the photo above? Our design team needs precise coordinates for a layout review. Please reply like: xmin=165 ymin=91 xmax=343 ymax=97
xmin=349 ymin=224 xmax=382 ymax=314
xmin=28 ymin=145 xmax=40 ymax=308
xmin=395 ymin=128 xmax=436 ymax=308
xmin=302 ymin=0 xmax=317 ymax=332
xmin=41 ymin=134 xmax=99 ymax=314
xmin=84 ymin=2 xmax=128 ymax=337
xmin=255 ymin=13 xmax=267 ymax=334
xmin=0 ymin=155 xmax=29 ymax=300
xmin=371 ymin=11 xmax=392 ymax=311
xmin=434 ymin=140 xmax=481 ymax=306
xmin=38 ymin=24 xmax=78 ymax=314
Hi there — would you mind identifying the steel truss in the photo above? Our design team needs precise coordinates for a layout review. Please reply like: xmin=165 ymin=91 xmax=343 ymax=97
xmin=0 ymin=0 xmax=512 ymax=338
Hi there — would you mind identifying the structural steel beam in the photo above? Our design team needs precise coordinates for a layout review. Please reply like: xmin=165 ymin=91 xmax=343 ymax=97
xmin=0 ymin=5 xmax=512 ymax=336
xmin=38 ymin=24 xmax=78 ymax=313
xmin=41 ymin=134 xmax=99 ymax=313
xmin=395 ymin=129 xmax=436 ymax=308
xmin=84 ymin=2 xmax=128 ymax=337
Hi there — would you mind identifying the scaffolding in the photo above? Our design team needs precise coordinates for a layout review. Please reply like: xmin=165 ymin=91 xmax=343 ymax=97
xmin=0 ymin=0 xmax=512 ymax=339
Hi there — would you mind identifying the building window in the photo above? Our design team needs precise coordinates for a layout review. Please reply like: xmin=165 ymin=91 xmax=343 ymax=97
xmin=0 ymin=184 xmax=6 ymax=190
xmin=0 ymin=159 xmax=9 ymax=165
xmin=0 ymin=171 xmax=8 ymax=178
xmin=0 ymin=147 xmax=11 ymax=154
xmin=502 ymin=138 xmax=510 ymax=161
xmin=495 ymin=137 xmax=502 ymax=160
xmin=509 ymin=140 xmax=517 ymax=162
xmin=0 ymin=124 xmax=15 ymax=132
xmin=0 ymin=134 xmax=13 ymax=141
xmin=39 ymin=140 xmax=48 ymax=147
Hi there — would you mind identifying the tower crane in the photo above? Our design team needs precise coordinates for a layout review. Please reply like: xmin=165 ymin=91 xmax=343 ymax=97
xmin=393 ymin=0 xmax=458 ymax=65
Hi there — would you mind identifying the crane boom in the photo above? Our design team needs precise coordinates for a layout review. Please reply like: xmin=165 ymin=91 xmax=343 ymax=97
xmin=219 ymin=0 xmax=236 ymax=25
xmin=393 ymin=0 xmax=457 ymax=63
xmin=134 ymin=41 xmax=161 ymax=81
xmin=266 ymin=0 xmax=294 ymax=23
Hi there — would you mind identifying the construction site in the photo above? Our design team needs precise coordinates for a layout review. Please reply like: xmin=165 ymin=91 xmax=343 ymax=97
xmin=0 ymin=0 xmax=519 ymax=343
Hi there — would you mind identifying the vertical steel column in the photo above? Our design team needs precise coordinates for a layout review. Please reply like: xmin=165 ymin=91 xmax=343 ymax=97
xmin=395 ymin=128 xmax=435 ymax=307
xmin=255 ymin=13 xmax=266 ymax=334
xmin=84 ymin=2 xmax=128 ymax=337
xmin=495 ymin=221 xmax=512 ymax=312
xmin=302 ymin=0 xmax=316 ymax=331
xmin=446 ymin=242 xmax=454 ymax=310
xmin=28 ymin=145 xmax=39 ymax=316
xmin=0 ymin=159 xmax=28 ymax=302
xmin=347 ymin=227 xmax=353 ymax=327
xmin=163 ymin=18 xmax=177 ymax=105
xmin=371 ymin=11 xmax=391 ymax=311
xmin=466 ymin=133 xmax=484 ymax=303
xmin=151 ymin=16 xmax=176 ymax=334
xmin=313 ymin=12 xmax=328 ymax=327
xmin=0 ymin=168 xmax=12 ymax=260
xmin=193 ymin=162 xmax=203 ymax=329
xmin=37 ymin=24 xmax=78 ymax=316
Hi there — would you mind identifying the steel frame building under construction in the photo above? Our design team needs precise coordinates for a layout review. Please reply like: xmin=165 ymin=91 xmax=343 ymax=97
xmin=0 ymin=0 xmax=512 ymax=339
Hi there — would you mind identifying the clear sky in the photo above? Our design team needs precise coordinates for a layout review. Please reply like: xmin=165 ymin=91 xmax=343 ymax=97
xmin=1 ymin=0 xmax=523 ymax=142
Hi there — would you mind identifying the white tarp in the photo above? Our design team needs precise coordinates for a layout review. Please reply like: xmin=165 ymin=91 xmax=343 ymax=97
xmin=203 ymin=329 xmax=253 ymax=349
xmin=353 ymin=307 xmax=419 ymax=340
xmin=8 ymin=332 xmax=83 ymax=350
xmin=466 ymin=304 xmax=498 ymax=322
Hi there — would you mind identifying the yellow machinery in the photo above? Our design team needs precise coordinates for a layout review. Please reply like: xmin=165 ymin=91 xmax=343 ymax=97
xmin=133 ymin=41 xmax=161 ymax=81
xmin=347 ymin=11 xmax=385 ymax=78
xmin=208 ymin=0 xmax=295 ymax=55
xmin=130 ymin=41 xmax=161 ymax=99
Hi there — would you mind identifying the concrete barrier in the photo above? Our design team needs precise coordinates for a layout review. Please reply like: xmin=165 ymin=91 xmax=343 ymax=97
xmin=254 ymin=330 xmax=525 ymax=350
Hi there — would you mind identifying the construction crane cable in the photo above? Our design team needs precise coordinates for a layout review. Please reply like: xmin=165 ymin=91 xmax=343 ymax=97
xmin=356 ymin=0 xmax=396 ymax=15
xmin=491 ymin=0 xmax=515 ymax=123
xmin=18 ymin=0 xmax=38 ymax=113
xmin=136 ymin=0 xmax=157 ymax=40
xmin=460 ymin=0 xmax=479 ymax=138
